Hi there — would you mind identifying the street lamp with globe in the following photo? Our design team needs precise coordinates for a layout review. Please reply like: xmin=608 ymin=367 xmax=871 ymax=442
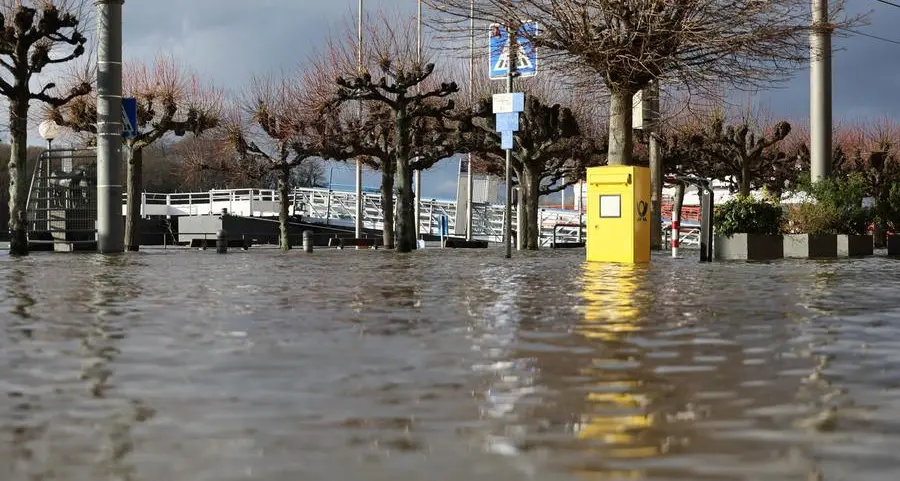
xmin=38 ymin=119 xmax=61 ymax=151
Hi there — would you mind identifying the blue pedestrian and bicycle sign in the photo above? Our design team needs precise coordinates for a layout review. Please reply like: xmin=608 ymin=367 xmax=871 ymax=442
xmin=489 ymin=21 xmax=538 ymax=80
xmin=121 ymin=97 xmax=138 ymax=138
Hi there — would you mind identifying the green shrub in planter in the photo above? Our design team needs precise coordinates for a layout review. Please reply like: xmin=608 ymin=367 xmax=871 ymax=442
xmin=714 ymin=196 xmax=783 ymax=237
xmin=792 ymin=173 xmax=872 ymax=235
xmin=784 ymin=202 xmax=838 ymax=235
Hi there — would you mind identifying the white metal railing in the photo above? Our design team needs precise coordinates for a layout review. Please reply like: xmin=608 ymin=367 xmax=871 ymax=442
xmin=662 ymin=222 xmax=702 ymax=248
xmin=128 ymin=186 xmax=596 ymax=244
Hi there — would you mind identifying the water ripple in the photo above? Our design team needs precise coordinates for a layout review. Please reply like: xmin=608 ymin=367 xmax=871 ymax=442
xmin=0 ymin=249 xmax=898 ymax=480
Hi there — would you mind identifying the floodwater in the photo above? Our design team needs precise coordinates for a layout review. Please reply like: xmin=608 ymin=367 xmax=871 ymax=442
xmin=1 ymin=248 xmax=900 ymax=481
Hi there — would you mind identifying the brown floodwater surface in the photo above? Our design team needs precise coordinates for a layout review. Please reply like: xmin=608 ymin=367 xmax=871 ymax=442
xmin=1 ymin=248 xmax=899 ymax=480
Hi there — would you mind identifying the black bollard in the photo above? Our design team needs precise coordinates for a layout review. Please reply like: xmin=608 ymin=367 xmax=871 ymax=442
xmin=303 ymin=230 xmax=314 ymax=253
xmin=216 ymin=229 xmax=228 ymax=254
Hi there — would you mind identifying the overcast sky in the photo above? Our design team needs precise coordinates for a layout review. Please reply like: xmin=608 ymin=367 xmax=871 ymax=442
xmin=111 ymin=1 xmax=900 ymax=199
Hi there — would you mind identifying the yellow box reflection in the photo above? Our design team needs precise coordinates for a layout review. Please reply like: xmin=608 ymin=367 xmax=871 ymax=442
xmin=573 ymin=261 xmax=657 ymax=479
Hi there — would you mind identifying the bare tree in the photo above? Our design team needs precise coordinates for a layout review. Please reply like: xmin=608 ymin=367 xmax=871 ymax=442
xmin=48 ymin=53 xmax=222 ymax=250
xmin=427 ymin=0 xmax=855 ymax=167
xmin=689 ymin=112 xmax=794 ymax=197
xmin=461 ymin=80 xmax=605 ymax=249
xmin=0 ymin=0 xmax=91 ymax=255
xmin=326 ymin=14 xmax=461 ymax=253
xmin=175 ymin=136 xmax=264 ymax=191
xmin=188 ymin=75 xmax=337 ymax=251
xmin=290 ymin=160 xmax=326 ymax=188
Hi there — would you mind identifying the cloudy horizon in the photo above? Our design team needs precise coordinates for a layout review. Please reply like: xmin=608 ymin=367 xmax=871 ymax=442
xmin=20 ymin=0 xmax=900 ymax=201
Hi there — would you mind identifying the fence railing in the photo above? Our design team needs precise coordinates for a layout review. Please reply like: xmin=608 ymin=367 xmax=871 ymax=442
xmin=132 ymin=187 xmax=600 ymax=245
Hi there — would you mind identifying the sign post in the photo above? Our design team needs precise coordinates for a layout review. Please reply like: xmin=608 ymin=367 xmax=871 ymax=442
xmin=490 ymin=21 xmax=537 ymax=258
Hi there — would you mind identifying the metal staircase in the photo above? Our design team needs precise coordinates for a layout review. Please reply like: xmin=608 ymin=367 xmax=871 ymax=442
xmin=25 ymin=148 xmax=98 ymax=251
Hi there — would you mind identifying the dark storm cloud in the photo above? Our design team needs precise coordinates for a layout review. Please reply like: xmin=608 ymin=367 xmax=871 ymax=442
xmin=113 ymin=0 xmax=900 ymax=198
xmin=758 ymin=1 xmax=900 ymax=121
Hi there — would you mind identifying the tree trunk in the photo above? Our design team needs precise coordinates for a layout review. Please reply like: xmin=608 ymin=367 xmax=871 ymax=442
xmin=393 ymin=107 xmax=415 ymax=253
xmin=277 ymin=168 xmax=291 ymax=251
xmin=607 ymin=87 xmax=634 ymax=166
xmin=381 ymin=161 xmax=395 ymax=249
xmin=521 ymin=165 xmax=541 ymax=250
xmin=395 ymin=157 xmax=415 ymax=253
xmin=739 ymin=162 xmax=751 ymax=197
xmin=7 ymin=99 xmax=29 ymax=256
xmin=124 ymin=146 xmax=143 ymax=251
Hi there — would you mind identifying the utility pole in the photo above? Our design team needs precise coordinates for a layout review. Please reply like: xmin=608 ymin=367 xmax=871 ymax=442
xmin=466 ymin=0 xmax=475 ymax=241
xmin=414 ymin=0 xmax=423 ymax=243
xmin=95 ymin=0 xmax=125 ymax=253
xmin=810 ymin=0 xmax=832 ymax=183
xmin=647 ymin=81 xmax=663 ymax=250
xmin=355 ymin=0 xmax=364 ymax=239
xmin=504 ymin=23 xmax=517 ymax=260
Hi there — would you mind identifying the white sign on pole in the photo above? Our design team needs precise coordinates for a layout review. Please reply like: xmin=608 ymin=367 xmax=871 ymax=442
xmin=492 ymin=93 xmax=525 ymax=114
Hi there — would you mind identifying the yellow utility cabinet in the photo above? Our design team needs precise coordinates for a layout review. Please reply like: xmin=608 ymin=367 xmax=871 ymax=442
xmin=585 ymin=165 xmax=651 ymax=264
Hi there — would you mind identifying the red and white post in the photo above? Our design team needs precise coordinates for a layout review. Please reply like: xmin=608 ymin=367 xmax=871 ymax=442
xmin=672 ymin=183 xmax=685 ymax=258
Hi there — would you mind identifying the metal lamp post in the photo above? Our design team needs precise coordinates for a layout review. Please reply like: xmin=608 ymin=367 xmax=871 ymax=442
xmin=38 ymin=120 xmax=62 ymax=226
xmin=810 ymin=0 xmax=832 ymax=183
xmin=414 ymin=0 xmax=423 ymax=243
xmin=95 ymin=0 xmax=125 ymax=253
xmin=355 ymin=0 xmax=364 ymax=240
xmin=466 ymin=0 xmax=475 ymax=241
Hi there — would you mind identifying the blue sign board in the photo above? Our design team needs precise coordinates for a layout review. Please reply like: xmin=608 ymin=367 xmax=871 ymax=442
xmin=121 ymin=97 xmax=138 ymax=138
xmin=489 ymin=22 xmax=538 ymax=80
xmin=501 ymin=130 xmax=514 ymax=150
xmin=495 ymin=112 xmax=520 ymax=132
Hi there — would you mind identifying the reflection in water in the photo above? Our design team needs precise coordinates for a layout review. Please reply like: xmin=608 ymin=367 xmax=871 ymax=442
xmin=468 ymin=265 xmax=537 ymax=458
xmin=573 ymin=262 xmax=657 ymax=477
xmin=1 ymin=251 xmax=899 ymax=480
xmin=82 ymin=255 xmax=154 ymax=481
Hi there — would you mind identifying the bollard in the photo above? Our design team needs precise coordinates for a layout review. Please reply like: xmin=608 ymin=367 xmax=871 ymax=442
xmin=216 ymin=229 xmax=228 ymax=254
xmin=699 ymin=184 xmax=715 ymax=262
xmin=303 ymin=230 xmax=314 ymax=253
xmin=672 ymin=183 xmax=685 ymax=258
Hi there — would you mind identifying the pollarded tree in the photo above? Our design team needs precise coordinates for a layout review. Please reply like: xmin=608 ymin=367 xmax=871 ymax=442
xmin=188 ymin=75 xmax=338 ymax=251
xmin=428 ymin=0 xmax=853 ymax=167
xmin=48 ymin=54 xmax=223 ymax=251
xmin=1 ymin=0 xmax=91 ymax=255
xmin=319 ymin=93 xmax=462 ymax=249
xmin=690 ymin=115 xmax=793 ymax=197
xmin=327 ymin=14 xmax=460 ymax=253
xmin=462 ymin=92 xmax=605 ymax=249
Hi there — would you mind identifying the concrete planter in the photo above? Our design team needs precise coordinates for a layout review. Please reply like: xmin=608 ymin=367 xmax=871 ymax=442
xmin=888 ymin=235 xmax=900 ymax=256
xmin=783 ymin=234 xmax=838 ymax=259
xmin=714 ymin=233 xmax=784 ymax=261
xmin=838 ymin=234 xmax=874 ymax=257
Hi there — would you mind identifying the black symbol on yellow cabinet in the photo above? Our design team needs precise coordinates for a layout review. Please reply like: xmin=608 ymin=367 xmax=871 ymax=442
xmin=636 ymin=201 xmax=649 ymax=222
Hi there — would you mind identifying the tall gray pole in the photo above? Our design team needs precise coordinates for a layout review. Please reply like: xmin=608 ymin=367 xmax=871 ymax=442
xmin=504 ymin=24 xmax=516 ymax=259
xmin=355 ymin=0 xmax=364 ymax=239
xmin=810 ymin=0 xmax=832 ymax=183
xmin=465 ymin=0 xmax=475 ymax=241
xmin=95 ymin=0 xmax=124 ymax=253
xmin=414 ymin=0 xmax=423 ymax=242
xmin=648 ymin=81 xmax=663 ymax=250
